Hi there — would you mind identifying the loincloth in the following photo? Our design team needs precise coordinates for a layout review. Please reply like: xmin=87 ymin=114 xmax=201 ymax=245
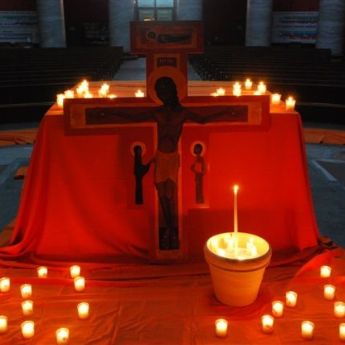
xmin=154 ymin=150 xmax=180 ymax=184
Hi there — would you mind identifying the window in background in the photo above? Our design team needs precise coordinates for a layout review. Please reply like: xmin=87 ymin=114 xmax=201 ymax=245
xmin=136 ymin=0 xmax=176 ymax=21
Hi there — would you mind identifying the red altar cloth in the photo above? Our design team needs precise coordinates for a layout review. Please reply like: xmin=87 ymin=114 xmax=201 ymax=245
xmin=0 ymin=102 xmax=319 ymax=262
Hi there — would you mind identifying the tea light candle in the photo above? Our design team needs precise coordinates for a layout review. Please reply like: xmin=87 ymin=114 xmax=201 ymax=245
xmin=215 ymin=319 xmax=228 ymax=337
xmin=98 ymin=83 xmax=110 ymax=97
xmin=301 ymin=321 xmax=314 ymax=340
xmin=70 ymin=265 xmax=81 ymax=278
xmin=77 ymin=302 xmax=89 ymax=319
xmin=21 ymin=284 xmax=32 ymax=299
xmin=64 ymin=90 xmax=74 ymax=99
xmin=74 ymin=276 xmax=85 ymax=291
xmin=108 ymin=94 xmax=117 ymax=99
xmin=320 ymin=265 xmax=331 ymax=278
xmin=22 ymin=300 xmax=34 ymax=316
xmin=244 ymin=78 xmax=253 ymax=90
xmin=56 ymin=328 xmax=69 ymax=344
xmin=285 ymin=96 xmax=296 ymax=111
xmin=37 ymin=266 xmax=48 ymax=278
xmin=232 ymin=82 xmax=241 ymax=97
xmin=0 ymin=277 xmax=10 ymax=292
xmin=271 ymin=93 xmax=281 ymax=105
xmin=56 ymin=94 xmax=64 ymax=108
xmin=339 ymin=323 xmax=345 ymax=341
xmin=21 ymin=321 xmax=35 ymax=339
xmin=334 ymin=302 xmax=345 ymax=318
xmin=216 ymin=87 xmax=225 ymax=96
xmin=286 ymin=291 xmax=298 ymax=307
xmin=261 ymin=314 xmax=274 ymax=334
xmin=324 ymin=284 xmax=336 ymax=300
xmin=272 ymin=300 xmax=284 ymax=317
xmin=257 ymin=81 xmax=266 ymax=94
xmin=135 ymin=89 xmax=144 ymax=98
xmin=0 ymin=315 xmax=8 ymax=333
xmin=210 ymin=92 xmax=219 ymax=97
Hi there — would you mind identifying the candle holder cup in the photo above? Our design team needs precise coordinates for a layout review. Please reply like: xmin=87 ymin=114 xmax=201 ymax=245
xmin=204 ymin=232 xmax=271 ymax=306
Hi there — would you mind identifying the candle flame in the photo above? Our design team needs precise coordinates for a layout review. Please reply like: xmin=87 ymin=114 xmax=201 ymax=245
xmin=233 ymin=185 xmax=239 ymax=194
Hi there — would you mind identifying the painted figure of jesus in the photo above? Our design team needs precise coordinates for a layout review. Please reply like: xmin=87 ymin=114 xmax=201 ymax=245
xmin=86 ymin=77 xmax=247 ymax=250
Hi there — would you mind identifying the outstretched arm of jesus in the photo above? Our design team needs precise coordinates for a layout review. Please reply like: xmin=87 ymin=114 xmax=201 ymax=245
xmin=85 ymin=107 xmax=157 ymax=124
xmin=185 ymin=105 xmax=248 ymax=124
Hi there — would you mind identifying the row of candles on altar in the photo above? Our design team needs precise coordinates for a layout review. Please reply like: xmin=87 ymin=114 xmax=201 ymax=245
xmin=0 ymin=265 xmax=88 ymax=343
xmin=56 ymin=79 xmax=146 ymax=108
xmin=214 ymin=264 xmax=345 ymax=341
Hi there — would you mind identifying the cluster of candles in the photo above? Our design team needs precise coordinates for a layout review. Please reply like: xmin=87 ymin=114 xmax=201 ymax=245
xmin=214 ymin=264 xmax=345 ymax=341
xmin=56 ymin=79 xmax=145 ymax=108
xmin=0 ymin=265 xmax=89 ymax=343
xmin=211 ymin=79 xmax=296 ymax=111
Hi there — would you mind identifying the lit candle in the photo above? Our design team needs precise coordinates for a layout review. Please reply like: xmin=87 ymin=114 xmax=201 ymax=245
xmin=271 ymin=93 xmax=281 ymax=105
xmin=286 ymin=291 xmax=298 ymax=307
xmin=135 ymin=89 xmax=144 ymax=98
xmin=215 ymin=319 xmax=228 ymax=337
xmin=257 ymin=81 xmax=266 ymax=94
xmin=216 ymin=87 xmax=226 ymax=96
xmin=76 ymin=79 xmax=89 ymax=97
xmin=232 ymin=82 xmax=241 ymax=97
xmin=301 ymin=321 xmax=314 ymax=340
xmin=21 ymin=284 xmax=32 ymax=299
xmin=272 ymin=300 xmax=284 ymax=317
xmin=320 ymin=265 xmax=331 ymax=278
xmin=74 ymin=276 xmax=85 ymax=291
xmin=56 ymin=94 xmax=64 ymax=108
xmin=84 ymin=92 xmax=93 ymax=99
xmin=324 ymin=284 xmax=336 ymax=300
xmin=285 ymin=96 xmax=296 ymax=111
xmin=339 ymin=323 xmax=345 ymax=341
xmin=70 ymin=265 xmax=81 ymax=278
xmin=0 ymin=277 xmax=10 ymax=292
xmin=334 ymin=301 xmax=345 ymax=318
xmin=244 ymin=78 xmax=253 ymax=90
xmin=261 ymin=314 xmax=274 ymax=334
xmin=233 ymin=185 xmax=239 ymax=233
xmin=77 ymin=302 xmax=89 ymax=319
xmin=64 ymin=90 xmax=74 ymax=99
xmin=108 ymin=94 xmax=117 ymax=99
xmin=22 ymin=300 xmax=34 ymax=316
xmin=21 ymin=321 xmax=35 ymax=339
xmin=210 ymin=92 xmax=219 ymax=97
xmin=56 ymin=328 xmax=69 ymax=344
xmin=37 ymin=266 xmax=48 ymax=278
xmin=98 ymin=83 xmax=110 ymax=97
xmin=0 ymin=315 xmax=8 ymax=333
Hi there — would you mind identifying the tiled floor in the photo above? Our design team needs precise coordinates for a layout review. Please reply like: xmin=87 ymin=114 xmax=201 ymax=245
xmin=0 ymin=57 xmax=345 ymax=248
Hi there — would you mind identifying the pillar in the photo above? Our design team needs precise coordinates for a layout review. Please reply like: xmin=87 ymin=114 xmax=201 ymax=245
xmin=109 ymin=0 xmax=135 ymax=52
xmin=316 ymin=0 xmax=345 ymax=56
xmin=246 ymin=0 xmax=272 ymax=46
xmin=176 ymin=0 xmax=202 ymax=21
xmin=36 ymin=0 xmax=66 ymax=48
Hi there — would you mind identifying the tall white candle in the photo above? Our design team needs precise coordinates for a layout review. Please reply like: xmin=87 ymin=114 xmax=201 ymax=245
xmin=215 ymin=319 xmax=228 ymax=337
xmin=0 ymin=315 xmax=8 ymax=333
xmin=233 ymin=185 xmax=239 ymax=233
xmin=56 ymin=328 xmax=69 ymax=344
xmin=301 ymin=321 xmax=314 ymax=339
xmin=0 ymin=277 xmax=10 ymax=292
xmin=339 ymin=323 xmax=345 ymax=341
xmin=21 ymin=321 xmax=35 ymax=338
xmin=21 ymin=284 xmax=32 ymax=299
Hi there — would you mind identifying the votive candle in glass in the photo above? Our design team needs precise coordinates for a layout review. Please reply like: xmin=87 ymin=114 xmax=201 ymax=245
xmin=215 ymin=319 xmax=228 ymax=337
xmin=339 ymin=323 xmax=345 ymax=341
xmin=301 ymin=321 xmax=314 ymax=340
xmin=70 ymin=265 xmax=81 ymax=279
xmin=77 ymin=302 xmax=89 ymax=319
xmin=261 ymin=314 xmax=274 ymax=334
xmin=257 ymin=81 xmax=267 ymax=94
xmin=0 ymin=277 xmax=10 ymax=292
xmin=320 ymin=265 xmax=331 ymax=278
xmin=37 ymin=266 xmax=48 ymax=278
xmin=324 ymin=284 xmax=336 ymax=300
xmin=272 ymin=300 xmax=284 ymax=317
xmin=285 ymin=96 xmax=296 ymax=111
xmin=56 ymin=327 xmax=69 ymax=344
xmin=0 ymin=315 xmax=8 ymax=333
xmin=216 ymin=87 xmax=225 ymax=96
xmin=271 ymin=93 xmax=281 ymax=105
xmin=335 ymin=302 xmax=345 ymax=318
xmin=22 ymin=300 xmax=34 ymax=316
xmin=244 ymin=78 xmax=253 ymax=90
xmin=21 ymin=284 xmax=32 ymax=299
xmin=74 ymin=276 xmax=85 ymax=292
xmin=21 ymin=321 xmax=35 ymax=339
xmin=286 ymin=291 xmax=298 ymax=307
xmin=56 ymin=94 xmax=64 ymax=108
xmin=135 ymin=89 xmax=144 ymax=98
